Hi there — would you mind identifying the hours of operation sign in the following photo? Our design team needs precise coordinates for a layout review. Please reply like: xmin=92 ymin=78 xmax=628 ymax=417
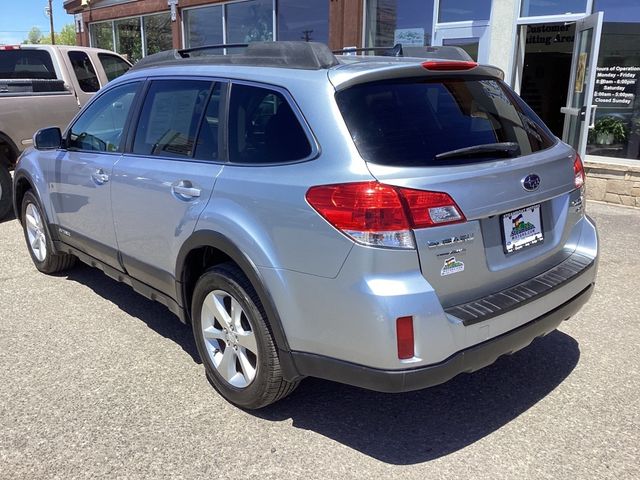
xmin=594 ymin=65 xmax=640 ymax=108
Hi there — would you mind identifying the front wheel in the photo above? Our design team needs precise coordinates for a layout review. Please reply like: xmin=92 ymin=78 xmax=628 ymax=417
xmin=191 ymin=262 xmax=299 ymax=409
xmin=21 ymin=191 xmax=76 ymax=273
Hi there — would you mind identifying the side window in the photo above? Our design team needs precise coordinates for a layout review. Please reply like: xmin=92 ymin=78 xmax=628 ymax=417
xmin=133 ymin=80 xmax=212 ymax=159
xmin=68 ymin=51 xmax=100 ymax=93
xmin=228 ymin=84 xmax=312 ymax=164
xmin=68 ymin=82 xmax=139 ymax=152
xmin=98 ymin=53 xmax=131 ymax=82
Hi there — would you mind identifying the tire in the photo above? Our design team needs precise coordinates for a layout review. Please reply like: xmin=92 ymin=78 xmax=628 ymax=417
xmin=192 ymin=262 xmax=299 ymax=409
xmin=0 ymin=164 xmax=12 ymax=220
xmin=21 ymin=190 xmax=76 ymax=274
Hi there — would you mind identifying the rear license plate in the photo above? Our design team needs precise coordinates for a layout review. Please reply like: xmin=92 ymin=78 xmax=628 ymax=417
xmin=502 ymin=204 xmax=543 ymax=254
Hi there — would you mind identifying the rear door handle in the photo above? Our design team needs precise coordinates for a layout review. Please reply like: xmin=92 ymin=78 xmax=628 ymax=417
xmin=91 ymin=169 xmax=109 ymax=185
xmin=171 ymin=180 xmax=201 ymax=199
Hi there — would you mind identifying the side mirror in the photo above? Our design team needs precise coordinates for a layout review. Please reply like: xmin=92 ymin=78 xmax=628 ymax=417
xmin=33 ymin=127 xmax=63 ymax=150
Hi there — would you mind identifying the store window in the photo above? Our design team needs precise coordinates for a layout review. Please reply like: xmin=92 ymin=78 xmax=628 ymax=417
xmin=366 ymin=0 xmax=435 ymax=47
xmin=278 ymin=0 xmax=328 ymax=43
xmin=183 ymin=6 xmax=223 ymax=48
xmin=438 ymin=0 xmax=491 ymax=23
xmin=520 ymin=0 xmax=589 ymax=18
xmin=143 ymin=13 xmax=173 ymax=56
xmin=90 ymin=21 xmax=114 ymax=51
xmin=90 ymin=13 xmax=172 ymax=62
xmin=588 ymin=0 xmax=640 ymax=160
xmin=226 ymin=0 xmax=274 ymax=43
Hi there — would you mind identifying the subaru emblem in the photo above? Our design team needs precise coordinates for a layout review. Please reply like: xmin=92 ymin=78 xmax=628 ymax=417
xmin=522 ymin=174 xmax=540 ymax=192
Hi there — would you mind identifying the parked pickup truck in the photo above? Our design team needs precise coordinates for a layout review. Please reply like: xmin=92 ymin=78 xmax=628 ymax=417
xmin=0 ymin=44 xmax=131 ymax=219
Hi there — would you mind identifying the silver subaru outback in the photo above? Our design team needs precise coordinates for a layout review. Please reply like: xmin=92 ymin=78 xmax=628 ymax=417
xmin=13 ymin=42 xmax=598 ymax=409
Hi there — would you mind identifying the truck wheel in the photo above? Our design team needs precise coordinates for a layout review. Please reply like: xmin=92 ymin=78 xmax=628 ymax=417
xmin=0 ymin=165 xmax=12 ymax=220
xmin=21 ymin=191 xmax=76 ymax=274
xmin=191 ymin=262 xmax=299 ymax=409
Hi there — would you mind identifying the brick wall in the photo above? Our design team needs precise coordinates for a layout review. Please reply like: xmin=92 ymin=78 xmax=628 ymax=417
xmin=585 ymin=161 xmax=640 ymax=208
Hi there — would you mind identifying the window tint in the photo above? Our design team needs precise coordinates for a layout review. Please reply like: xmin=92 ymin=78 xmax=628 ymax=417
xmin=98 ymin=53 xmax=131 ymax=82
xmin=133 ymin=80 xmax=212 ymax=158
xmin=336 ymin=78 xmax=555 ymax=167
xmin=194 ymin=84 xmax=222 ymax=161
xmin=68 ymin=51 xmax=100 ymax=93
xmin=68 ymin=82 xmax=139 ymax=152
xmin=0 ymin=50 xmax=57 ymax=79
xmin=228 ymin=84 xmax=312 ymax=164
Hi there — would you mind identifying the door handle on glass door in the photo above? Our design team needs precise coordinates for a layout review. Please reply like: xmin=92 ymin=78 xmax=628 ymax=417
xmin=171 ymin=180 xmax=201 ymax=199
xmin=92 ymin=169 xmax=109 ymax=185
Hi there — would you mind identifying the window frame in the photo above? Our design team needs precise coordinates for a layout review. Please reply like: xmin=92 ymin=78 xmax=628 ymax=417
xmin=64 ymin=80 xmax=143 ymax=155
xmin=225 ymin=79 xmax=320 ymax=167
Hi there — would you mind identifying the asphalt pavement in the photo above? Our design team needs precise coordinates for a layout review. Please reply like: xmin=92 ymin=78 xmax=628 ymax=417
xmin=0 ymin=201 xmax=638 ymax=479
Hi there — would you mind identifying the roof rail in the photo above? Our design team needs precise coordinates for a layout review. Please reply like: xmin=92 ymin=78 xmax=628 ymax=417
xmin=130 ymin=41 xmax=339 ymax=72
xmin=333 ymin=44 xmax=473 ymax=62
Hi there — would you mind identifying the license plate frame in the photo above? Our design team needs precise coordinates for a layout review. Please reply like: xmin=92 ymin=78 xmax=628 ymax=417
xmin=501 ymin=204 xmax=544 ymax=254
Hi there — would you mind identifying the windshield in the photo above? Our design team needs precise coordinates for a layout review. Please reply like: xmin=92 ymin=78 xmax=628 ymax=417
xmin=335 ymin=77 xmax=555 ymax=167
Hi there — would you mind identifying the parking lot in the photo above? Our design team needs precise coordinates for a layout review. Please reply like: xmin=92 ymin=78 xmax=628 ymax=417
xmin=0 ymin=201 xmax=638 ymax=479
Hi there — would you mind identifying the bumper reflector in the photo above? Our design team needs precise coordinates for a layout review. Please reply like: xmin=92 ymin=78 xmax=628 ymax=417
xmin=396 ymin=316 xmax=414 ymax=359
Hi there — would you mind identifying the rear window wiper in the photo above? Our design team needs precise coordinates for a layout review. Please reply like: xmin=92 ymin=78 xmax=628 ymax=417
xmin=434 ymin=142 xmax=519 ymax=161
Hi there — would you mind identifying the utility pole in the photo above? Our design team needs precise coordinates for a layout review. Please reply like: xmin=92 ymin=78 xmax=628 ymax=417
xmin=47 ymin=0 xmax=55 ymax=44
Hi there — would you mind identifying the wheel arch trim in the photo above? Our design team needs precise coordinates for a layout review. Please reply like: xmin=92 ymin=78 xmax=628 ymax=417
xmin=176 ymin=230 xmax=296 ymax=356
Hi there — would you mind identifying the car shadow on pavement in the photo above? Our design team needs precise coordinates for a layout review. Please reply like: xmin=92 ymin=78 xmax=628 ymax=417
xmin=64 ymin=264 xmax=201 ymax=364
xmin=255 ymin=329 xmax=580 ymax=465
xmin=64 ymin=263 xmax=579 ymax=465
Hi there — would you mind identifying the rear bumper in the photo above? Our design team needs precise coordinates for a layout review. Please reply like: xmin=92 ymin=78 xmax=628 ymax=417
xmin=292 ymin=282 xmax=594 ymax=392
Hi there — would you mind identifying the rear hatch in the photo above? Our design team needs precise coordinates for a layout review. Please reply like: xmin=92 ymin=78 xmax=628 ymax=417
xmin=333 ymin=65 xmax=584 ymax=307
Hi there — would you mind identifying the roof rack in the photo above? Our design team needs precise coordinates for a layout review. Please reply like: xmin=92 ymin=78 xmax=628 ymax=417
xmin=130 ymin=41 xmax=340 ymax=72
xmin=333 ymin=44 xmax=473 ymax=62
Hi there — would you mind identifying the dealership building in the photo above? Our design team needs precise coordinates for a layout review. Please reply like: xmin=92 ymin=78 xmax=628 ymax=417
xmin=64 ymin=0 xmax=640 ymax=205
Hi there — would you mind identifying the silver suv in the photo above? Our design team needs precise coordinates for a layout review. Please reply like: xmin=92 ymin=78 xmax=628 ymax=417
xmin=13 ymin=42 xmax=598 ymax=409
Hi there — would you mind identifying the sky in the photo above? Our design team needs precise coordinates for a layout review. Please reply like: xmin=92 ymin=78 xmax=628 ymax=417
xmin=0 ymin=0 xmax=75 ymax=45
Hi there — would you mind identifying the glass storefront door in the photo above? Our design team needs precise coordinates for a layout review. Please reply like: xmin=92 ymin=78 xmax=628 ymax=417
xmin=561 ymin=12 xmax=604 ymax=157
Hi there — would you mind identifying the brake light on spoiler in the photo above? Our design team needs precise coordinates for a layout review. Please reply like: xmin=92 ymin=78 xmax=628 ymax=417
xmin=306 ymin=182 xmax=465 ymax=249
xmin=422 ymin=60 xmax=478 ymax=71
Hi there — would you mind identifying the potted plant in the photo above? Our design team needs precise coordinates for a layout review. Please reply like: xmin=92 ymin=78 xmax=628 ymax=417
xmin=594 ymin=116 xmax=627 ymax=145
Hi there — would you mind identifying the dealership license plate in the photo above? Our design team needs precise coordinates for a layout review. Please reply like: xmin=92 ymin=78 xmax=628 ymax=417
xmin=502 ymin=204 xmax=544 ymax=254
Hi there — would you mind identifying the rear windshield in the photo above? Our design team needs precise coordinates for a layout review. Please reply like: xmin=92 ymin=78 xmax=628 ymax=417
xmin=0 ymin=50 xmax=57 ymax=79
xmin=336 ymin=78 xmax=555 ymax=167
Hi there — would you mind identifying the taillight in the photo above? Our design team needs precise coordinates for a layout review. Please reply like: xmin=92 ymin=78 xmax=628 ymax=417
xmin=422 ymin=60 xmax=478 ymax=71
xmin=396 ymin=316 xmax=415 ymax=360
xmin=573 ymin=153 xmax=585 ymax=189
xmin=305 ymin=181 xmax=465 ymax=249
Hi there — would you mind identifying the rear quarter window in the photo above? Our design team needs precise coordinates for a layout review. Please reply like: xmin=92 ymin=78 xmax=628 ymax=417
xmin=336 ymin=77 xmax=556 ymax=167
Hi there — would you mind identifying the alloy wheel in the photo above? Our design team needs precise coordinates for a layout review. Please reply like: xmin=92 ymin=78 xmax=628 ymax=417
xmin=25 ymin=203 xmax=47 ymax=262
xmin=200 ymin=290 xmax=259 ymax=388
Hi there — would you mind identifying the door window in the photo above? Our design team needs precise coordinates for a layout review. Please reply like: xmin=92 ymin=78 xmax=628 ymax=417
xmin=68 ymin=51 xmax=100 ymax=93
xmin=228 ymin=83 xmax=312 ymax=164
xmin=194 ymin=83 xmax=223 ymax=161
xmin=68 ymin=82 xmax=139 ymax=152
xmin=98 ymin=53 xmax=131 ymax=82
xmin=133 ymin=80 xmax=213 ymax=159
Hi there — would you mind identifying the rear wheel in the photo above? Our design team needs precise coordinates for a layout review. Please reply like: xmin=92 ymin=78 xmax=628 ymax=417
xmin=0 ymin=164 xmax=12 ymax=220
xmin=191 ymin=262 xmax=299 ymax=409
xmin=21 ymin=191 xmax=76 ymax=273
